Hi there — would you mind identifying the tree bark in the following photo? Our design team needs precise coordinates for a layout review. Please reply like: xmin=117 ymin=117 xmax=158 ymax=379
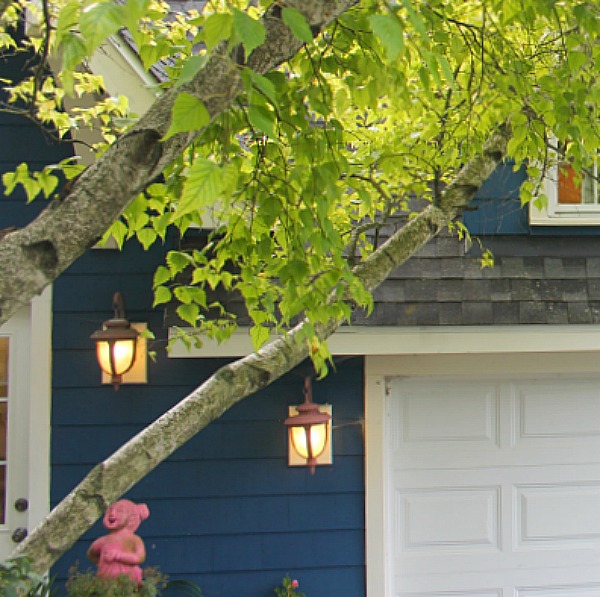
xmin=0 ymin=0 xmax=359 ymax=327
xmin=12 ymin=123 xmax=511 ymax=572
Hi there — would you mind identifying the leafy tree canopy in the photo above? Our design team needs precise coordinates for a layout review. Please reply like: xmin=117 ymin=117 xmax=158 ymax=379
xmin=1 ymin=0 xmax=600 ymax=570
xmin=1 ymin=0 xmax=599 ymax=372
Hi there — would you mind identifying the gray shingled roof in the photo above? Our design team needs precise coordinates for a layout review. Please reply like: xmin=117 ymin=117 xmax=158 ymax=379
xmin=166 ymin=231 xmax=600 ymax=328
xmin=351 ymin=232 xmax=600 ymax=326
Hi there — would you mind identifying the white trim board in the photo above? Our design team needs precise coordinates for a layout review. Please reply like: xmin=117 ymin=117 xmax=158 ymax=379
xmin=26 ymin=287 xmax=52 ymax=535
xmin=168 ymin=324 xmax=600 ymax=358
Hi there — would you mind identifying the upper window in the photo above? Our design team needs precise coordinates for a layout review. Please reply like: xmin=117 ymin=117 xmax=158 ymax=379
xmin=530 ymin=157 xmax=600 ymax=225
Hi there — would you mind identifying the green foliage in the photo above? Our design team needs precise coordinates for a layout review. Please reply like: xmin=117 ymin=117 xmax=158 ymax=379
xmin=65 ymin=565 xmax=168 ymax=596
xmin=163 ymin=94 xmax=210 ymax=140
xmin=232 ymin=8 xmax=265 ymax=57
xmin=0 ymin=556 xmax=55 ymax=596
xmin=282 ymin=8 xmax=313 ymax=45
xmin=3 ymin=0 xmax=600 ymax=374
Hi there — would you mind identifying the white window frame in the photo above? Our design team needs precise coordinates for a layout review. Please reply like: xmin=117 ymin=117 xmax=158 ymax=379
xmin=530 ymin=158 xmax=600 ymax=225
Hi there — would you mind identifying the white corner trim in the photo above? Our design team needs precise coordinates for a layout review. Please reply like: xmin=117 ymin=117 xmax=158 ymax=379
xmin=27 ymin=286 xmax=52 ymax=532
xmin=88 ymin=36 xmax=160 ymax=116
xmin=168 ymin=324 xmax=600 ymax=358
xmin=364 ymin=372 xmax=388 ymax=597
xmin=87 ymin=37 xmax=158 ymax=117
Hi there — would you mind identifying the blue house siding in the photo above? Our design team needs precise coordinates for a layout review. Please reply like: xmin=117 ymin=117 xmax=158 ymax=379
xmin=50 ymin=241 xmax=366 ymax=596
xmin=0 ymin=37 xmax=74 ymax=228
xmin=463 ymin=161 xmax=529 ymax=235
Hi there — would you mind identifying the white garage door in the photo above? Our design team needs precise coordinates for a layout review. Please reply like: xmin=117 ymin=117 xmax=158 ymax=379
xmin=387 ymin=376 xmax=600 ymax=597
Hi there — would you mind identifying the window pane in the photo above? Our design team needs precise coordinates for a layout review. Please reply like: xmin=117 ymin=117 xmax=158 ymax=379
xmin=582 ymin=166 xmax=597 ymax=204
xmin=558 ymin=165 xmax=582 ymax=204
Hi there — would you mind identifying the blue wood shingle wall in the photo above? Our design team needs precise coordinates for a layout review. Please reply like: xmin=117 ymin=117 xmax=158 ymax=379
xmin=50 ymin=241 xmax=366 ymax=597
xmin=0 ymin=46 xmax=73 ymax=228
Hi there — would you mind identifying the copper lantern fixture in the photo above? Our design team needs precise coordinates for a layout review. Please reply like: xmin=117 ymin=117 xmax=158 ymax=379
xmin=284 ymin=376 xmax=332 ymax=473
xmin=91 ymin=292 xmax=140 ymax=390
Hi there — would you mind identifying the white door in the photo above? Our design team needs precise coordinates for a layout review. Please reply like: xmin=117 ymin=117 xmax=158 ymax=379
xmin=387 ymin=376 xmax=600 ymax=596
xmin=0 ymin=308 xmax=32 ymax=557
xmin=0 ymin=293 xmax=51 ymax=561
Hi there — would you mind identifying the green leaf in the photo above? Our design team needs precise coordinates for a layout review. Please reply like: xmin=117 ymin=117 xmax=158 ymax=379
xmin=123 ymin=0 xmax=150 ymax=37
xmin=2 ymin=163 xmax=27 ymax=195
xmin=163 ymin=93 xmax=210 ymax=140
xmin=245 ymin=69 xmax=278 ymax=107
xmin=153 ymin=265 xmax=172 ymax=287
xmin=106 ymin=220 xmax=128 ymax=249
xmin=369 ymin=14 xmax=404 ymax=59
xmin=402 ymin=0 xmax=428 ymax=41
xmin=80 ymin=2 xmax=124 ymax=54
xmin=136 ymin=227 xmax=157 ymax=250
xmin=60 ymin=32 xmax=87 ymax=72
xmin=36 ymin=170 xmax=59 ymax=198
xmin=2 ymin=163 xmax=40 ymax=202
xmin=153 ymin=285 xmax=172 ymax=307
xmin=55 ymin=1 xmax=81 ymax=42
xmin=248 ymin=104 xmax=277 ymax=139
xmin=177 ymin=303 xmax=200 ymax=326
xmin=202 ymin=12 xmax=233 ymax=51
xmin=177 ymin=159 xmax=224 ymax=218
xmin=282 ymin=7 xmax=313 ymax=44
xmin=250 ymin=324 xmax=270 ymax=350
xmin=232 ymin=8 xmax=265 ymax=58
xmin=175 ymin=55 xmax=207 ymax=88
xmin=167 ymin=251 xmax=194 ymax=275
xmin=280 ymin=259 xmax=309 ymax=283
xmin=436 ymin=55 xmax=455 ymax=88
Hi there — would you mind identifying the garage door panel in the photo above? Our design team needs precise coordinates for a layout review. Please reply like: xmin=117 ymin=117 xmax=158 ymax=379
xmin=392 ymin=380 xmax=600 ymax=470
xmin=389 ymin=381 xmax=499 ymax=452
xmin=517 ymin=482 xmax=600 ymax=547
xmin=387 ymin=377 xmax=600 ymax=595
xmin=514 ymin=381 xmax=600 ymax=442
xmin=397 ymin=486 xmax=500 ymax=552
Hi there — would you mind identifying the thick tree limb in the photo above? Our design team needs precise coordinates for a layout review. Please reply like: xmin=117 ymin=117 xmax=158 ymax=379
xmin=13 ymin=122 xmax=511 ymax=572
xmin=0 ymin=0 xmax=359 ymax=327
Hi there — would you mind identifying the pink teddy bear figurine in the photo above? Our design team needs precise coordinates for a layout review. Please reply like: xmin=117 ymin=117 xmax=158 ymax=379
xmin=87 ymin=499 xmax=150 ymax=585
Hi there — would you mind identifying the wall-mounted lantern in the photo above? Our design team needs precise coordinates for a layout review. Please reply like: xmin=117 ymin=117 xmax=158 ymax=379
xmin=284 ymin=377 xmax=332 ymax=474
xmin=91 ymin=292 xmax=146 ymax=390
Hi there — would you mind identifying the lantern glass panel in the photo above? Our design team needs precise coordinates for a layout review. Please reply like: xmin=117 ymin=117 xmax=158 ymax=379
xmin=290 ymin=423 xmax=327 ymax=460
xmin=96 ymin=339 xmax=136 ymax=376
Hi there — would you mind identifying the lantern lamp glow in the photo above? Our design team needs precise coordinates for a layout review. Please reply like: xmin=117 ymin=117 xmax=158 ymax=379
xmin=91 ymin=292 xmax=142 ymax=390
xmin=284 ymin=377 xmax=333 ymax=473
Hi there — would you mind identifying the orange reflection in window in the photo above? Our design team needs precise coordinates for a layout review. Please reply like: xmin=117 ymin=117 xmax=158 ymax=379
xmin=558 ymin=165 xmax=582 ymax=204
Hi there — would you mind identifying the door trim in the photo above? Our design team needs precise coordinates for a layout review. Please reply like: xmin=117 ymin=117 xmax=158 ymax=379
xmin=23 ymin=287 xmax=51 ymax=541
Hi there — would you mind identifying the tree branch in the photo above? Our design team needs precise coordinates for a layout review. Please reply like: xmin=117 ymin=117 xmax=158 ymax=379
xmin=13 ymin=121 xmax=511 ymax=572
xmin=0 ymin=0 xmax=360 ymax=327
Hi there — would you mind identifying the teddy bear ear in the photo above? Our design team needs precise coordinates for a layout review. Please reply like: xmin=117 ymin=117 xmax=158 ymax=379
xmin=138 ymin=504 xmax=150 ymax=520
